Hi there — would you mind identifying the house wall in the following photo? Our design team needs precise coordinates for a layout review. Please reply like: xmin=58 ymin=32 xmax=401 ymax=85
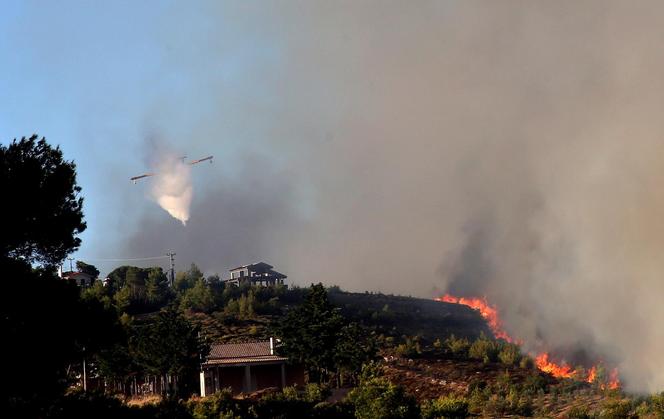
xmin=230 ymin=268 xmax=249 ymax=279
xmin=218 ymin=366 xmax=245 ymax=393
xmin=203 ymin=363 xmax=306 ymax=396
xmin=254 ymin=364 xmax=282 ymax=390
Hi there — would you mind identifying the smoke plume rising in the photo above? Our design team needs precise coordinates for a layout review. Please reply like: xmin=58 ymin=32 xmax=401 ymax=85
xmin=112 ymin=1 xmax=664 ymax=392
xmin=150 ymin=154 xmax=193 ymax=225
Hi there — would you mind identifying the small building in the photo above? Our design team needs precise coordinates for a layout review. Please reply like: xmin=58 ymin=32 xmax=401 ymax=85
xmin=200 ymin=338 xmax=304 ymax=396
xmin=226 ymin=262 xmax=287 ymax=287
xmin=61 ymin=271 xmax=96 ymax=287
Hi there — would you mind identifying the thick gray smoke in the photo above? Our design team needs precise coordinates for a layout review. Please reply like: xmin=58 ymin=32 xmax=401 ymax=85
xmin=122 ymin=2 xmax=664 ymax=392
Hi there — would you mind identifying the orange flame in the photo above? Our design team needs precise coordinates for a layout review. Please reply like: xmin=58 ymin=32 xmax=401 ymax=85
xmin=434 ymin=294 xmax=516 ymax=343
xmin=535 ymin=352 xmax=573 ymax=378
xmin=437 ymin=293 xmax=621 ymax=389
xmin=608 ymin=368 xmax=620 ymax=390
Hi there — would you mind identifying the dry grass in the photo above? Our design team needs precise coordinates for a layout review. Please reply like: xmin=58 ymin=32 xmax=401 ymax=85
xmin=125 ymin=393 xmax=162 ymax=407
xmin=380 ymin=355 xmax=627 ymax=418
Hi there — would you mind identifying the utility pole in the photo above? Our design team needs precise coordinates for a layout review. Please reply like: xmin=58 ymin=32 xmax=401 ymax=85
xmin=167 ymin=252 xmax=176 ymax=287
xmin=82 ymin=346 xmax=87 ymax=392
xmin=67 ymin=257 xmax=74 ymax=272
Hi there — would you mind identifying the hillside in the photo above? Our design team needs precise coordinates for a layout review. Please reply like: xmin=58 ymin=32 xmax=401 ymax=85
xmin=328 ymin=290 xmax=491 ymax=342
xmin=186 ymin=289 xmax=491 ymax=345
xmin=184 ymin=288 xmax=649 ymax=418
xmin=381 ymin=354 xmax=637 ymax=418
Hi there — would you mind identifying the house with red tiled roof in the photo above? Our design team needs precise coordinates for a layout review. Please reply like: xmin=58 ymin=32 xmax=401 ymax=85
xmin=200 ymin=338 xmax=305 ymax=396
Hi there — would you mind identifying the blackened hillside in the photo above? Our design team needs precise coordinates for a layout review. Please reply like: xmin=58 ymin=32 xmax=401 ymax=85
xmin=328 ymin=290 xmax=490 ymax=342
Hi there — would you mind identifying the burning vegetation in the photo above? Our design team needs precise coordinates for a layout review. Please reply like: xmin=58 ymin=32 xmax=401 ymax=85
xmin=436 ymin=293 xmax=621 ymax=390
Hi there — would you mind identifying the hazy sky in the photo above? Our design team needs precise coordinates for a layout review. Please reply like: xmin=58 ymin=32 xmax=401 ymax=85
xmin=1 ymin=1 xmax=289 ymax=273
xmin=5 ymin=1 xmax=664 ymax=391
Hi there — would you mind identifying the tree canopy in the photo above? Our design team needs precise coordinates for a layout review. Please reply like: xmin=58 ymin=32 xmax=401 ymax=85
xmin=0 ymin=135 xmax=85 ymax=267
xmin=76 ymin=260 xmax=100 ymax=278
xmin=0 ymin=136 xmax=113 ymax=416
xmin=274 ymin=283 xmax=376 ymax=383
xmin=132 ymin=307 xmax=210 ymax=395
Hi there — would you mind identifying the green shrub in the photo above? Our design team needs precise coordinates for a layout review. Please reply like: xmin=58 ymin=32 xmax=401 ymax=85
xmin=467 ymin=379 xmax=487 ymax=394
xmin=649 ymin=392 xmax=664 ymax=418
xmin=348 ymin=375 xmax=419 ymax=419
xmin=522 ymin=373 xmax=548 ymax=396
xmin=597 ymin=399 xmax=634 ymax=419
xmin=467 ymin=375 xmax=534 ymax=418
xmin=150 ymin=398 xmax=194 ymax=419
xmin=254 ymin=385 xmax=332 ymax=418
xmin=189 ymin=388 xmax=237 ymax=419
xmin=444 ymin=335 xmax=470 ymax=358
xmin=468 ymin=334 xmax=498 ymax=363
xmin=304 ymin=383 xmax=330 ymax=403
xmin=433 ymin=338 xmax=443 ymax=351
xmin=358 ymin=361 xmax=383 ymax=381
xmin=179 ymin=279 xmax=215 ymax=312
xmin=280 ymin=385 xmax=299 ymax=401
xmin=421 ymin=395 xmax=469 ymax=418
xmin=497 ymin=342 xmax=521 ymax=366
xmin=467 ymin=386 xmax=492 ymax=414
xmin=395 ymin=337 xmax=421 ymax=358
xmin=505 ymin=388 xmax=533 ymax=416
xmin=224 ymin=299 xmax=240 ymax=315
xmin=519 ymin=355 xmax=534 ymax=369
xmin=567 ymin=405 xmax=593 ymax=419
xmin=218 ymin=411 xmax=241 ymax=419
xmin=252 ymin=382 xmax=331 ymax=418
xmin=482 ymin=390 xmax=533 ymax=417
xmin=494 ymin=371 xmax=513 ymax=394
xmin=558 ymin=378 xmax=586 ymax=395
xmin=311 ymin=401 xmax=355 ymax=419
xmin=44 ymin=391 xmax=135 ymax=419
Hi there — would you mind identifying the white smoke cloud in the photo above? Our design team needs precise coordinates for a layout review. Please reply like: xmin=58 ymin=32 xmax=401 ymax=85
xmin=149 ymin=155 xmax=193 ymax=225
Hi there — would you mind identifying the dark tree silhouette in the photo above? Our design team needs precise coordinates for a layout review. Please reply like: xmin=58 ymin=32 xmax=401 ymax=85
xmin=275 ymin=284 xmax=344 ymax=379
xmin=0 ymin=136 xmax=118 ymax=417
xmin=76 ymin=261 xmax=100 ymax=278
xmin=274 ymin=284 xmax=377 ymax=384
xmin=0 ymin=135 xmax=85 ymax=267
xmin=132 ymin=307 xmax=210 ymax=396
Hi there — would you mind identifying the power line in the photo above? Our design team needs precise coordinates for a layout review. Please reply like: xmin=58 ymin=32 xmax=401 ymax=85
xmin=74 ymin=255 xmax=171 ymax=262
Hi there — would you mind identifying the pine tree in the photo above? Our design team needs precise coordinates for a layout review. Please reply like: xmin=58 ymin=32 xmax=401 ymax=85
xmin=274 ymin=283 xmax=345 ymax=382
xmin=132 ymin=307 xmax=210 ymax=396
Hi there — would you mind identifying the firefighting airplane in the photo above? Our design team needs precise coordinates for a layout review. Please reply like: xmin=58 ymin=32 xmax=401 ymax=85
xmin=130 ymin=155 xmax=213 ymax=184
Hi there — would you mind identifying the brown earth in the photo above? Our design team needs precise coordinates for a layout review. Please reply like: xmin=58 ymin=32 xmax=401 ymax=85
xmin=381 ymin=355 xmax=554 ymax=401
xmin=381 ymin=355 xmax=623 ymax=418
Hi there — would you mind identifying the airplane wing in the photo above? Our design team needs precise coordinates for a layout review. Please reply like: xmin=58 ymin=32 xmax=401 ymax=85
xmin=188 ymin=156 xmax=213 ymax=165
xmin=130 ymin=173 xmax=155 ymax=183
xmin=130 ymin=156 xmax=212 ymax=183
